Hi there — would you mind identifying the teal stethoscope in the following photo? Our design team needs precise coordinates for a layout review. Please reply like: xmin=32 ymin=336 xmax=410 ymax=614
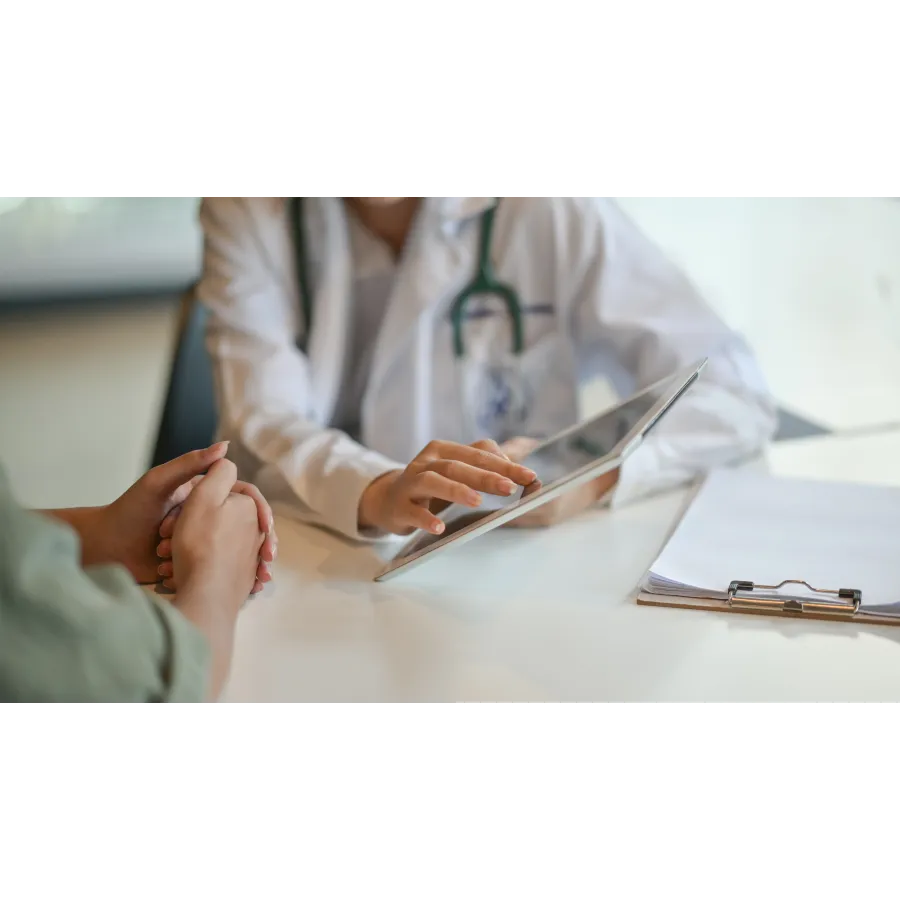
xmin=289 ymin=198 xmax=530 ymax=433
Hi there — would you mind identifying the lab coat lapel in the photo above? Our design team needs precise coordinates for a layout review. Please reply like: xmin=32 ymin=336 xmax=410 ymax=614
xmin=303 ymin=198 xmax=353 ymax=425
xmin=251 ymin=198 xmax=352 ymax=425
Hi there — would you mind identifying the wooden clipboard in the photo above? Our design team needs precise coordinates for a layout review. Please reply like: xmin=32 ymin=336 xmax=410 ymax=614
xmin=633 ymin=472 xmax=900 ymax=628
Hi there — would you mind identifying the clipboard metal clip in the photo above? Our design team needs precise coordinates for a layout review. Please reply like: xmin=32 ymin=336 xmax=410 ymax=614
xmin=727 ymin=580 xmax=862 ymax=617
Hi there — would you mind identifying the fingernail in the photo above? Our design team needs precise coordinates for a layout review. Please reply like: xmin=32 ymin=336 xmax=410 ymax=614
xmin=210 ymin=441 xmax=229 ymax=454
xmin=268 ymin=513 xmax=274 ymax=531
xmin=468 ymin=492 xmax=482 ymax=506
xmin=157 ymin=565 xmax=166 ymax=575
xmin=502 ymin=480 xmax=517 ymax=495
xmin=431 ymin=522 xmax=445 ymax=535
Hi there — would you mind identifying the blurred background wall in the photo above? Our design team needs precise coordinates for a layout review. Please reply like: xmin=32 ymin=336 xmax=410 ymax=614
xmin=1 ymin=198 xmax=899 ymax=508
xmin=0 ymin=198 xmax=200 ymax=507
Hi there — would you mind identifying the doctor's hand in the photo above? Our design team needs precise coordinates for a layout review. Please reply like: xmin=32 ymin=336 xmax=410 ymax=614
xmin=358 ymin=439 xmax=537 ymax=536
xmin=499 ymin=437 xmax=619 ymax=529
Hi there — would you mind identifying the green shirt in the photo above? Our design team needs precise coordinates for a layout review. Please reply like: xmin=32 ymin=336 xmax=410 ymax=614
xmin=0 ymin=467 xmax=209 ymax=702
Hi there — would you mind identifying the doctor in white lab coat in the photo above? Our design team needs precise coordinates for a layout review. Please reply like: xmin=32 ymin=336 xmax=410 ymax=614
xmin=197 ymin=197 xmax=776 ymax=540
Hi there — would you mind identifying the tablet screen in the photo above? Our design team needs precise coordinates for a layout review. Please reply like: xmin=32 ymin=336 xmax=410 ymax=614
xmin=392 ymin=367 xmax=694 ymax=559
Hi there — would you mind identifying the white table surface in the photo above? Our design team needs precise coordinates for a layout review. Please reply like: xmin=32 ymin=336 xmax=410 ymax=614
xmin=223 ymin=431 xmax=900 ymax=702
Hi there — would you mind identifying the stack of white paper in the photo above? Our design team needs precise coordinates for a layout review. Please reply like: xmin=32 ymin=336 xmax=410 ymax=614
xmin=641 ymin=469 xmax=900 ymax=617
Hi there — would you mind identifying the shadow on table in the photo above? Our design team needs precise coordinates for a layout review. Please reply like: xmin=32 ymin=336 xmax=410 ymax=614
xmin=720 ymin=608 xmax=900 ymax=648
xmin=272 ymin=513 xmax=388 ymax=583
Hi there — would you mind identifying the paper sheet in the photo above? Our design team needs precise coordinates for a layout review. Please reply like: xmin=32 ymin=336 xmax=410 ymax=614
xmin=643 ymin=469 xmax=900 ymax=614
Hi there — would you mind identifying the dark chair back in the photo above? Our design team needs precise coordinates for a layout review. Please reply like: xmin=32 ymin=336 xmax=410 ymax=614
xmin=150 ymin=292 xmax=217 ymax=467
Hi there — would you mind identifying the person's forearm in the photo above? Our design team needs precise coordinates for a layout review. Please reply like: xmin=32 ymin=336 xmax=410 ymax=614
xmin=358 ymin=471 xmax=401 ymax=532
xmin=174 ymin=583 xmax=240 ymax=700
xmin=41 ymin=507 xmax=112 ymax=567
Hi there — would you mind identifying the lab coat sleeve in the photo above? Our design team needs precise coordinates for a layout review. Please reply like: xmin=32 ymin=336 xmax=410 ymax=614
xmin=197 ymin=198 xmax=403 ymax=540
xmin=0 ymin=470 xmax=209 ymax=702
xmin=568 ymin=199 xmax=777 ymax=506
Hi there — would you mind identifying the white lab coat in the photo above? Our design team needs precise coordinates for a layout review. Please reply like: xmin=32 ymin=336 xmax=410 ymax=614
xmin=198 ymin=197 xmax=776 ymax=539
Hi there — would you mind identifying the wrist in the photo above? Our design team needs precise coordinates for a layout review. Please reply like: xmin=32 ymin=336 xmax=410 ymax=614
xmin=175 ymin=577 xmax=242 ymax=628
xmin=175 ymin=580 xmax=239 ymax=701
xmin=44 ymin=505 xmax=114 ymax=567
xmin=358 ymin=471 xmax=399 ymax=531
xmin=594 ymin=468 xmax=620 ymax=502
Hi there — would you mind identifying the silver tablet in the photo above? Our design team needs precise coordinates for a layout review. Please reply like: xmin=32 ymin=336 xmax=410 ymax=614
xmin=374 ymin=359 xmax=706 ymax=582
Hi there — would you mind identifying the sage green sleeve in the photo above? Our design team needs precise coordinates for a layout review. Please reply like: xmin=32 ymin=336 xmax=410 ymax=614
xmin=0 ymin=469 xmax=210 ymax=702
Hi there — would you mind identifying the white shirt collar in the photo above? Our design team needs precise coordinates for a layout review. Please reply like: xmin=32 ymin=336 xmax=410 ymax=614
xmin=432 ymin=197 xmax=495 ymax=223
